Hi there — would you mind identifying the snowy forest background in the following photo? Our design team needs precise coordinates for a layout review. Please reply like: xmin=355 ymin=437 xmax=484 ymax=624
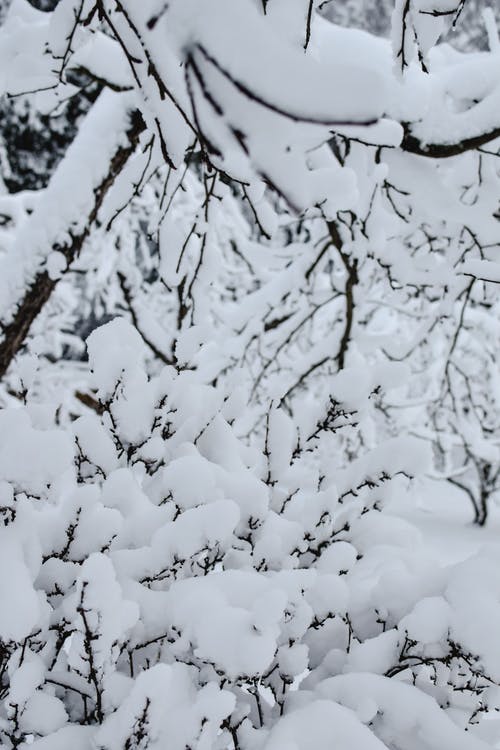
xmin=1 ymin=0 xmax=500 ymax=748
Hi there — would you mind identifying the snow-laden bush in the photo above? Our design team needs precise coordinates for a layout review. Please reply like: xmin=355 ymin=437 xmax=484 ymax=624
xmin=2 ymin=2 xmax=500 ymax=747
xmin=2 ymin=0 xmax=500 ymax=531
xmin=0 ymin=318 xmax=497 ymax=750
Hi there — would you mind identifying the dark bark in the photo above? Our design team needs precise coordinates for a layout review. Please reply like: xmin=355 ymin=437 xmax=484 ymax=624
xmin=0 ymin=108 xmax=145 ymax=379
xmin=401 ymin=124 xmax=500 ymax=159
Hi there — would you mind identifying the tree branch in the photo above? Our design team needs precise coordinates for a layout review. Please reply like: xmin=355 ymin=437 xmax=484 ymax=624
xmin=117 ymin=271 xmax=175 ymax=366
xmin=401 ymin=124 xmax=500 ymax=159
xmin=0 ymin=109 xmax=145 ymax=379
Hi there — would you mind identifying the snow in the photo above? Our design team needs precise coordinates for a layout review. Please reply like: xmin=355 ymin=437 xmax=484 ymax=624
xmin=264 ymin=699 xmax=388 ymax=750
xmin=95 ymin=663 xmax=234 ymax=750
xmin=399 ymin=596 xmax=451 ymax=644
xmin=27 ymin=726 xmax=95 ymax=750
xmin=165 ymin=0 xmax=388 ymax=125
xmin=318 ymin=672 xmax=491 ymax=750
xmin=2 ymin=3 xmax=500 ymax=750
xmin=459 ymin=259 xmax=500 ymax=284
xmin=0 ymin=408 xmax=73 ymax=494
xmin=0 ymin=531 xmax=41 ymax=641
xmin=87 ymin=315 xmax=147 ymax=398
xmin=0 ymin=89 xmax=139 ymax=326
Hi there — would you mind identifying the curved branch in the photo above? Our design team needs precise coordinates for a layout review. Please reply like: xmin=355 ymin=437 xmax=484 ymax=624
xmin=401 ymin=123 xmax=500 ymax=159
xmin=195 ymin=44 xmax=379 ymax=127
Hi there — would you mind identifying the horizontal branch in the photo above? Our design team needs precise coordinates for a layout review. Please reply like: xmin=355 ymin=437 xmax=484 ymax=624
xmin=401 ymin=124 xmax=500 ymax=159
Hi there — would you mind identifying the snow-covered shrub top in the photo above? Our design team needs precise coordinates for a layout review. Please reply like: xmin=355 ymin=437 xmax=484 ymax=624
xmin=0 ymin=319 xmax=496 ymax=750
